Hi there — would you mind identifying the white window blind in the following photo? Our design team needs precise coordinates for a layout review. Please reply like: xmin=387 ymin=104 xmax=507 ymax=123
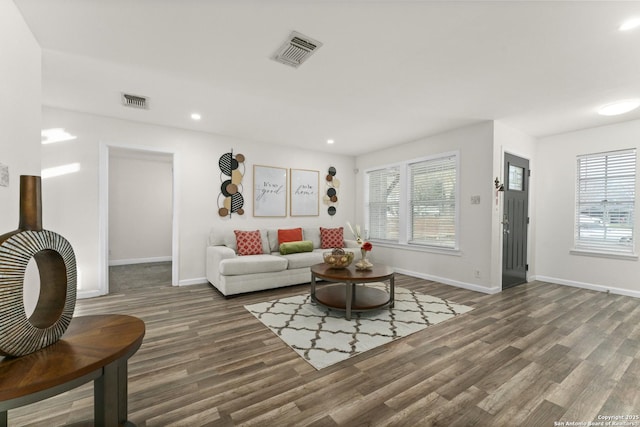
xmin=576 ymin=149 xmax=636 ymax=254
xmin=367 ymin=166 xmax=400 ymax=241
xmin=409 ymin=155 xmax=457 ymax=248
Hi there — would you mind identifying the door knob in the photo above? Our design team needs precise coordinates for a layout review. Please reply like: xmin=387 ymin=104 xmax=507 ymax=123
xmin=502 ymin=216 xmax=510 ymax=234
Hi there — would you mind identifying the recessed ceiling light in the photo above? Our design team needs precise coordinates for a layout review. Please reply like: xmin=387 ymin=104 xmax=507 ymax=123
xmin=597 ymin=100 xmax=640 ymax=116
xmin=327 ymin=139 xmax=335 ymax=144
xmin=191 ymin=113 xmax=201 ymax=121
xmin=619 ymin=18 xmax=640 ymax=31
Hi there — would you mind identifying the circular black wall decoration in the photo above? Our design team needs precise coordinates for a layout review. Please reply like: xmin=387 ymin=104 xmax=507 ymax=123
xmin=218 ymin=150 xmax=245 ymax=217
xmin=324 ymin=166 xmax=340 ymax=215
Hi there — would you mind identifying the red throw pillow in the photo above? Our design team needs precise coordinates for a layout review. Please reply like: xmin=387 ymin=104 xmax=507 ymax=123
xmin=234 ymin=230 xmax=264 ymax=256
xmin=320 ymin=227 xmax=344 ymax=249
xmin=278 ymin=228 xmax=303 ymax=245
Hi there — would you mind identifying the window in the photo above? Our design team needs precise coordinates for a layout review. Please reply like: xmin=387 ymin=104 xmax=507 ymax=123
xmin=409 ymin=155 xmax=457 ymax=248
xmin=367 ymin=166 xmax=400 ymax=241
xmin=575 ymin=149 xmax=636 ymax=254
xmin=508 ymin=165 xmax=524 ymax=191
xmin=366 ymin=152 xmax=458 ymax=250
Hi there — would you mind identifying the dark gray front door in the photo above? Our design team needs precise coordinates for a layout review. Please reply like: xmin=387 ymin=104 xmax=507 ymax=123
xmin=502 ymin=153 xmax=529 ymax=289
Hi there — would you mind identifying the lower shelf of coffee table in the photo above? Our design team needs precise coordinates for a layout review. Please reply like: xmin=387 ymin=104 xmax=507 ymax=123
xmin=313 ymin=284 xmax=390 ymax=311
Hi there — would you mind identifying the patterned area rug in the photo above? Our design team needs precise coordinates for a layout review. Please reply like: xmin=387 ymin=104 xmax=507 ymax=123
xmin=244 ymin=284 xmax=473 ymax=369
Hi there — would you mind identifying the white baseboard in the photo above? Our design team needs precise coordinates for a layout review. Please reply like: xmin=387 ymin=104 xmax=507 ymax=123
xmin=109 ymin=256 xmax=172 ymax=266
xmin=179 ymin=277 xmax=208 ymax=287
xmin=533 ymin=275 xmax=640 ymax=299
xmin=393 ymin=268 xmax=501 ymax=294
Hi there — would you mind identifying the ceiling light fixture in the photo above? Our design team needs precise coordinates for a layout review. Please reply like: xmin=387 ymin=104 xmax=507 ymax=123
xmin=327 ymin=139 xmax=335 ymax=144
xmin=597 ymin=100 xmax=640 ymax=116
xmin=619 ymin=18 xmax=640 ymax=31
xmin=191 ymin=113 xmax=201 ymax=121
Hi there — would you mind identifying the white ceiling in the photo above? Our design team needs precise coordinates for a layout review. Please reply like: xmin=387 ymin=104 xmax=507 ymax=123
xmin=13 ymin=0 xmax=640 ymax=156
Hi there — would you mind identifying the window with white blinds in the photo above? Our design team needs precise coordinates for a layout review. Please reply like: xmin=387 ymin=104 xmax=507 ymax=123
xmin=367 ymin=166 xmax=400 ymax=241
xmin=409 ymin=155 xmax=457 ymax=248
xmin=575 ymin=149 xmax=636 ymax=254
xmin=365 ymin=152 xmax=458 ymax=249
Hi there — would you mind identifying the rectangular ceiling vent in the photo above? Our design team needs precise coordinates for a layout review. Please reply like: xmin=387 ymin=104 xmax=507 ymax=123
xmin=272 ymin=31 xmax=323 ymax=68
xmin=121 ymin=93 xmax=149 ymax=109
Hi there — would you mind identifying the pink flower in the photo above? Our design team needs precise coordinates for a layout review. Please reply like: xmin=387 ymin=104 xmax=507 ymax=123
xmin=362 ymin=242 xmax=373 ymax=251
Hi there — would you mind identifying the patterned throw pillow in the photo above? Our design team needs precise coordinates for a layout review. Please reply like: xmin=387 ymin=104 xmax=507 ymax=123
xmin=234 ymin=230 xmax=264 ymax=256
xmin=320 ymin=227 xmax=344 ymax=249
xmin=278 ymin=228 xmax=303 ymax=245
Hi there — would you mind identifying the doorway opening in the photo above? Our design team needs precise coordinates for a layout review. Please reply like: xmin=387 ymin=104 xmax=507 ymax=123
xmin=99 ymin=144 xmax=178 ymax=295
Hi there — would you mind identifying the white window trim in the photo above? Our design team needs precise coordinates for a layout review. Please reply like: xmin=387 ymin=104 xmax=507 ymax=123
xmin=569 ymin=248 xmax=638 ymax=261
xmin=372 ymin=240 xmax=463 ymax=256
xmin=364 ymin=150 xmax=460 ymax=253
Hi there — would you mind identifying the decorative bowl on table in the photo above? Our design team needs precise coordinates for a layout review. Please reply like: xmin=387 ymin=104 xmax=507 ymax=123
xmin=323 ymin=249 xmax=354 ymax=268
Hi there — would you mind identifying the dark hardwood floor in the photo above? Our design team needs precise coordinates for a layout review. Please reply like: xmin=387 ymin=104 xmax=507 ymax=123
xmin=8 ymin=271 xmax=640 ymax=426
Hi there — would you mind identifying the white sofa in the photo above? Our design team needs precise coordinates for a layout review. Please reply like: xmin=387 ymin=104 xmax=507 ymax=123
xmin=206 ymin=227 xmax=358 ymax=296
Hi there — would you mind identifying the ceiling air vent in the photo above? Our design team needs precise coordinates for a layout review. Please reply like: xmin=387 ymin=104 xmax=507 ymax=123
xmin=272 ymin=31 xmax=323 ymax=68
xmin=121 ymin=93 xmax=149 ymax=109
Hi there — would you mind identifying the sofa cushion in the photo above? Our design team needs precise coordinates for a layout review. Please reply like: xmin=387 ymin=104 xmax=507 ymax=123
xmin=209 ymin=228 xmax=227 ymax=246
xmin=303 ymin=227 xmax=321 ymax=249
xmin=320 ymin=227 xmax=344 ymax=249
xmin=259 ymin=230 xmax=271 ymax=254
xmin=278 ymin=228 xmax=303 ymax=245
xmin=279 ymin=240 xmax=314 ymax=255
xmin=219 ymin=254 xmax=288 ymax=275
xmin=234 ymin=230 xmax=264 ymax=256
xmin=283 ymin=249 xmax=325 ymax=269
xmin=266 ymin=229 xmax=279 ymax=253
xmin=223 ymin=230 xmax=238 ymax=251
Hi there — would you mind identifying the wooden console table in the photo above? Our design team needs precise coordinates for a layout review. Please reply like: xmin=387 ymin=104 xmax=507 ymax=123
xmin=310 ymin=263 xmax=395 ymax=320
xmin=0 ymin=314 xmax=145 ymax=426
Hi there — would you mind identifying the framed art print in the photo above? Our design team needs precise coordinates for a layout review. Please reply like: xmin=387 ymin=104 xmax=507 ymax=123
xmin=253 ymin=165 xmax=287 ymax=217
xmin=290 ymin=168 xmax=319 ymax=216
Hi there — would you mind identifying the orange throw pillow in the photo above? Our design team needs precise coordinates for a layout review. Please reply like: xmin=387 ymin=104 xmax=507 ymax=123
xmin=278 ymin=228 xmax=303 ymax=245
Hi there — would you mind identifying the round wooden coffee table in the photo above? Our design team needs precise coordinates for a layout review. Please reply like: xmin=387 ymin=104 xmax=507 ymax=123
xmin=310 ymin=263 xmax=395 ymax=320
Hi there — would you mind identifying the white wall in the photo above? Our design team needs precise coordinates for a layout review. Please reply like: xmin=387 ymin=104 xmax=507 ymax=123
xmin=493 ymin=121 xmax=537 ymax=285
xmin=41 ymin=107 xmax=357 ymax=297
xmin=109 ymin=149 xmax=173 ymax=264
xmin=0 ymin=0 xmax=41 ymax=231
xmin=535 ymin=119 xmax=640 ymax=297
xmin=0 ymin=0 xmax=41 ymax=312
xmin=355 ymin=122 xmax=497 ymax=293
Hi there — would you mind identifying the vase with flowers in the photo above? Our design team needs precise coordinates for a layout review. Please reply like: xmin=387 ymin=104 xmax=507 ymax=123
xmin=356 ymin=241 xmax=373 ymax=270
